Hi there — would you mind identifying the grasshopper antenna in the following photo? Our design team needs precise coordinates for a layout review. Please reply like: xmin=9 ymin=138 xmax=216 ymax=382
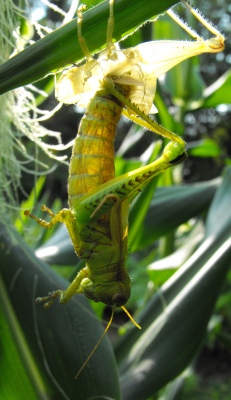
xmin=121 ymin=306 xmax=141 ymax=329
xmin=75 ymin=307 xmax=115 ymax=379
xmin=75 ymin=305 xmax=141 ymax=379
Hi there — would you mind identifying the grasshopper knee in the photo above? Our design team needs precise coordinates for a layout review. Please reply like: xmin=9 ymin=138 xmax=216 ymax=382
xmin=169 ymin=151 xmax=188 ymax=165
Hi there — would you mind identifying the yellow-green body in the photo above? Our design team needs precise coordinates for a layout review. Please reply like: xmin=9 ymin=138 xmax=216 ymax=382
xmin=67 ymin=91 xmax=131 ymax=306
xmin=27 ymin=84 xmax=186 ymax=308
xmin=69 ymin=94 xmax=121 ymax=207
xmin=65 ymin=90 xmax=186 ymax=307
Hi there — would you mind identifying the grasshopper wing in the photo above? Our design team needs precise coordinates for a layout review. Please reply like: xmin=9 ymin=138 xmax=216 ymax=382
xmin=135 ymin=38 xmax=224 ymax=79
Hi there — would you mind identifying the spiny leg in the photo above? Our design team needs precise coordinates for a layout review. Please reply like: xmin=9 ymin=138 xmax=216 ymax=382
xmin=90 ymin=193 xmax=125 ymax=245
xmin=182 ymin=0 xmax=225 ymax=40
xmin=76 ymin=140 xmax=187 ymax=224
xmin=77 ymin=4 xmax=93 ymax=61
xmin=114 ymin=141 xmax=187 ymax=209
xmin=103 ymin=81 xmax=186 ymax=149
xmin=25 ymin=205 xmax=86 ymax=307
xmin=24 ymin=205 xmax=71 ymax=230
xmin=90 ymin=193 xmax=120 ymax=219
xmin=25 ymin=205 xmax=81 ymax=256
xmin=167 ymin=6 xmax=202 ymax=41
xmin=78 ymin=0 xmax=116 ymax=60
xmin=35 ymin=291 xmax=59 ymax=308
xmin=41 ymin=204 xmax=55 ymax=217
xmin=167 ymin=1 xmax=225 ymax=46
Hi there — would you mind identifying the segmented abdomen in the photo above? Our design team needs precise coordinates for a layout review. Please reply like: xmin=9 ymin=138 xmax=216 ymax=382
xmin=68 ymin=94 xmax=122 ymax=210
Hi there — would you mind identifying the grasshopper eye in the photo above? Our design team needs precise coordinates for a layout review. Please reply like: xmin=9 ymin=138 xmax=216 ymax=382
xmin=112 ymin=293 xmax=128 ymax=306
xmin=169 ymin=151 xmax=188 ymax=166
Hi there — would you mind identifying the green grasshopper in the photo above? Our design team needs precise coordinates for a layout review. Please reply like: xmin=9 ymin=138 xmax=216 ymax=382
xmin=25 ymin=0 xmax=224 ymax=340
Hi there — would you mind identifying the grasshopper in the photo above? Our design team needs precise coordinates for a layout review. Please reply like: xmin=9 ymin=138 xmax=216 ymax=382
xmin=25 ymin=0 xmax=224 ymax=326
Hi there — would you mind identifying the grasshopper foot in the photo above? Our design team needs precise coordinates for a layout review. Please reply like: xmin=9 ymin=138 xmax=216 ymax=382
xmin=35 ymin=290 xmax=62 ymax=308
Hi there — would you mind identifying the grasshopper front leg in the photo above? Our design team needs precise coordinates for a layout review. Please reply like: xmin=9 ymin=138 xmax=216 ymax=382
xmin=35 ymin=267 xmax=89 ymax=308
xmin=24 ymin=205 xmax=91 ymax=307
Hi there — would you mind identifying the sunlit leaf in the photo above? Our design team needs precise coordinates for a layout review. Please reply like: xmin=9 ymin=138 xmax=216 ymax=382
xmin=188 ymin=139 xmax=221 ymax=158
xmin=203 ymin=69 xmax=231 ymax=108
xmin=0 ymin=0 xmax=178 ymax=95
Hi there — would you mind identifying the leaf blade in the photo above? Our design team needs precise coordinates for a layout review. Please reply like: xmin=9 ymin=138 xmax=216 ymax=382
xmin=0 ymin=0 xmax=179 ymax=95
xmin=0 ymin=221 xmax=121 ymax=400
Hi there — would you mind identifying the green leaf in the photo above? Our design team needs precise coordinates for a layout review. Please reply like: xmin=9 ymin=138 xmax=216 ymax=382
xmin=0 ymin=300 xmax=38 ymax=400
xmin=131 ymin=177 xmax=220 ymax=251
xmin=115 ymin=167 xmax=231 ymax=400
xmin=0 ymin=0 xmax=178 ymax=95
xmin=35 ymin=225 xmax=79 ymax=265
xmin=188 ymin=139 xmax=221 ymax=158
xmin=154 ymin=90 xmax=183 ymax=134
xmin=119 ymin=234 xmax=231 ymax=399
xmin=0 ymin=221 xmax=121 ymax=400
xmin=15 ymin=176 xmax=46 ymax=233
xmin=203 ymin=68 xmax=231 ymax=108
xmin=147 ymin=221 xmax=204 ymax=286
xmin=205 ymin=167 xmax=231 ymax=238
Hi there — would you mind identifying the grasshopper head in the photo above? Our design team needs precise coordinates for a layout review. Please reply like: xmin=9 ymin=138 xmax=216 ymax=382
xmin=83 ymin=282 xmax=131 ymax=307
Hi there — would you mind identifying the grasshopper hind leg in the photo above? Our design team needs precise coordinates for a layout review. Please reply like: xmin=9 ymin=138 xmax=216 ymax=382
xmin=167 ymin=0 xmax=225 ymax=50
